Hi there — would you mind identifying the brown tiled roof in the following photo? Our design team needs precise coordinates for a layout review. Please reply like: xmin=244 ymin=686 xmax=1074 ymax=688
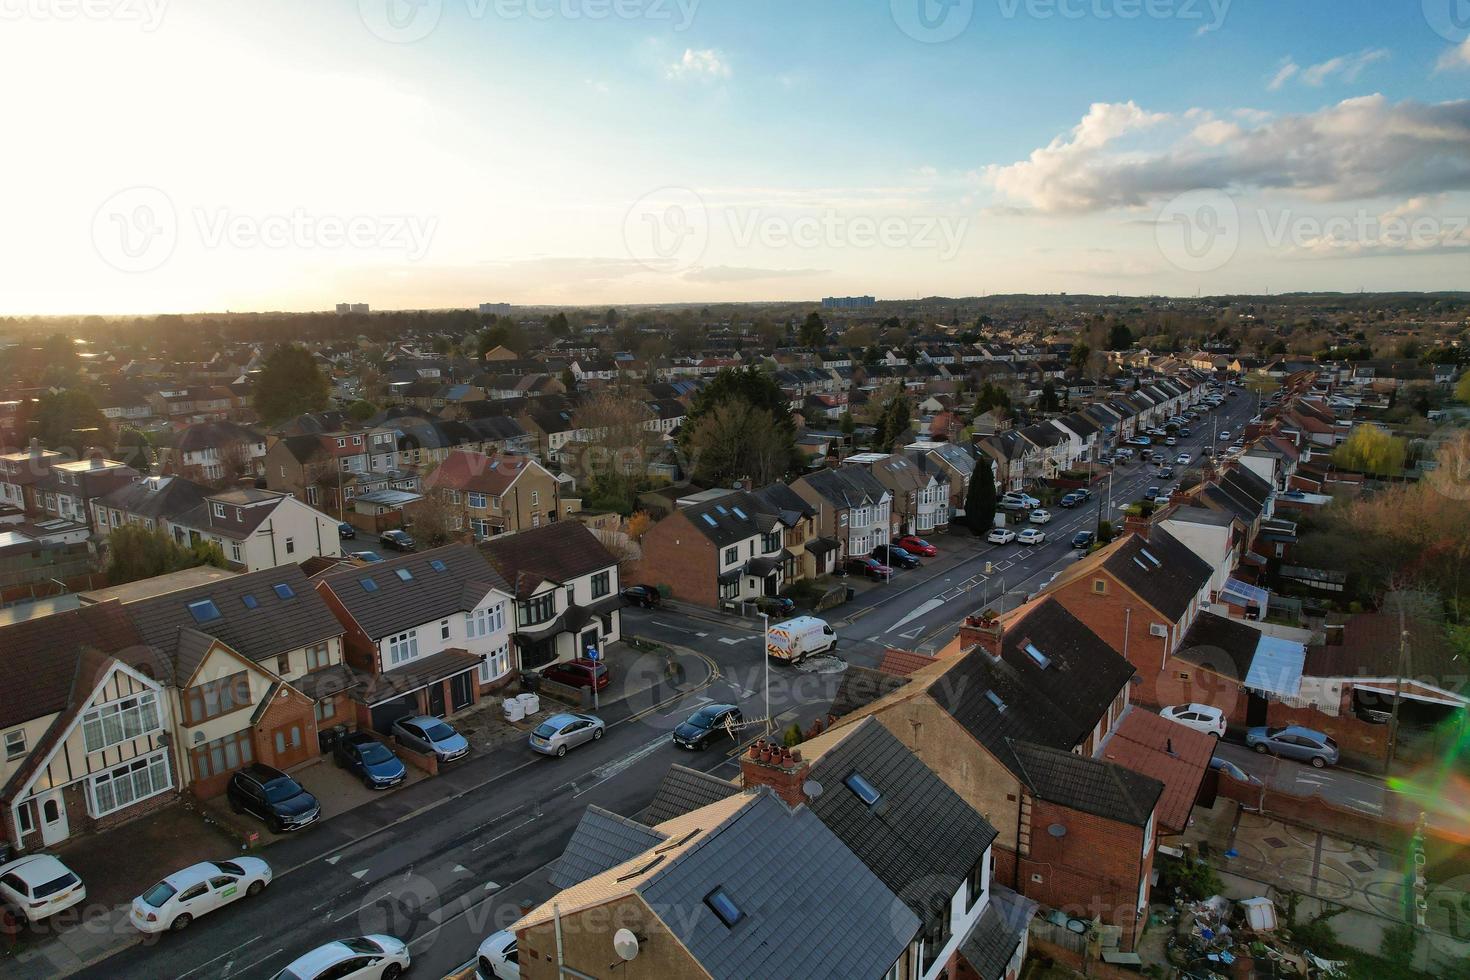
xmin=1097 ymin=708 xmax=1214 ymax=833
xmin=1304 ymin=612 xmax=1461 ymax=691
xmin=422 ymin=448 xmax=540 ymax=496
xmin=480 ymin=521 xmax=617 ymax=597
xmin=0 ymin=600 xmax=149 ymax=728
xmin=877 ymin=648 xmax=936 ymax=676
xmin=1 ymin=646 xmax=121 ymax=801
xmin=317 ymin=543 xmax=509 ymax=640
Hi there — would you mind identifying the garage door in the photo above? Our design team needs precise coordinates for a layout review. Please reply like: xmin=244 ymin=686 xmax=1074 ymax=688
xmin=370 ymin=694 xmax=417 ymax=734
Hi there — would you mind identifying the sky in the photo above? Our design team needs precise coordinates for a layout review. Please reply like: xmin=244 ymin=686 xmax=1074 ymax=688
xmin=1 ymin=0 xmax=1468 ymax=314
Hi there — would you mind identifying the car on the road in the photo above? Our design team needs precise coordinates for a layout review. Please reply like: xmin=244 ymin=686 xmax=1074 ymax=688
xmin=1218 ymin=431 xmax=1231 ymax=442
xmin=672 ymin=703 xmax=743 ymax=750
xmin=1208 ymin=755 xmax=1260 ymax=786
xmin=337 ymin=522 xmax=356 ymax=540
xmin=1027 ymin=508 xmax=1052 ymax=524
xmin=333 ymin=731 xmax=408 ymax=790
xmin=1158 ymin=466 xmax=1176 ymax=480
xmin=1160 ymin=703 xmax=1227 ymax=738
xmin=871 ymin=544 xmax=921 ymax=569
xmin=1176 ymin=453 xmax=1192 ymax=465
xmin=0 ymin=854 xmax=86 ymax=923
xmin=1059 ymin=492 xmax=1082 ymax=508
xmin=987 ymin=528 xmax=1016 ymax=545
xmin=541 ymin=657 xmax=610 ymax=692
xmin=1146 ymin=486 xmax=1161 ymax=500
xmin=621 ymin=584 xmax=661 ymax=608
xmin=1165 ymin=436 xmax=1177 ymax=446
xmin=1180 ymin=427 xmax=1191 ymax=437
xmin=226 ymin=764 xmax=321 ymax=834
xmin=1017 ymin=528 xmax=1046 ymax=545
xmin=378 ymin=529 xmax=415 ymax=551
xmin=276 ymin=935 xmax=410 ymax=980
xmin=130 ymin=858 xmax=271 ymax=933
xmin=391 ymin=715 xmax=470 ymax=763
xmin=845 ymin=556 xmax=893 ymax=579
xmin=529 ymin=712 xmax=605 ymax=757
xmin=347 ymin=550 xmax=384 ymax=564
xmin=896 ymin=535 xmax=937 ymax=557
xmin=1070 ymin=530 xmax=1095 ymax=549
xmin=477 ymin=930 xmax=520 ymax=980
xmin=1245 ymin=725 xmax=1339 ymax=768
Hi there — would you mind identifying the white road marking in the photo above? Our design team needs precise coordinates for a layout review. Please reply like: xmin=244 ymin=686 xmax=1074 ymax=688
xmin=324 ymin=855 xmax=341 ymax=866
xmin=351 ymin=868 xmax=369 ymax=880
xmin=573 ymin=734 xmax=672 ymax=798
xmin=453 ymin=864 xmax=470 ymax=874
xmin=470 ymin=813 xmax=540 ymax=851
xmin=718 ymin=636 xmax=751 ymax=645
xmin=888 ymin=597 xmax=944 ymax=632
xmin=695 ymin=631 xmax=708 ymax=638
xmin=651 ymin=619 xmax=698 ymax=634
xmin=178 ymin=936 xmax=265 ymax=979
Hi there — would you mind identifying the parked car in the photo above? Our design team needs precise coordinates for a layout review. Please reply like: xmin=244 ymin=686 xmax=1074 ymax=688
xmin=1017 ymin=528 xmax=1046 ymax=545
xmin=871 ymin=544 xmax=920 ymax=569
xmin=1160 ymin=703 xmax=1227 ymax=738
xmin=477 ymin=930 xmax=521 ymax=980
xmin=620 ymin=584 xmax=661 ymax=608
xmin=987 ymin=528 xmax=1017 ymax=545
xmin=1165 ymin=437 xmax=1178 ymax=446
xmin=1059 ymin=492 xmax=1082 ymax=508
xmin=845 ymin=556 xmax=892 ymax=579
xmin=1146 ymin=486 xmax=1161 ymax=500
xmin=1028 ymin=508 xmax=1052 ymax=524
xmin=378 ymin=529 xmax=415 ymax=551
xmin=673 ymin=703 xmax=743 ymax=750
xmin=529 ymin=712 xmax=605 ymax=757
xmin=1072 ymin=488 xmax=1093 ymax=503
xmin=896 ymin=535 xmax=937 ymax=557
xmin=998 ymin=494 xmax=1030 ymax=511
xmin=348 ymin=551 xmax=384 ymax=564
xmin=333 ymin=731 xmax=408 ymax=790
xmin=1176 ymin=453 xmax=1192 ymax=465
xmin=1070 ymin=530 xmax=1095 ymax=549
xmin=755 ymin=595 xmax=796 ymax=616
xmin=337 ymin=522 xmax=356 ymax=540
xmin=0 ymin=854 xmax=86 ymax=923
xmin=1218 ymin=431 xmax=1231 ymax=442
xmin=226 ymin=764 xmax=321 ymax=834
xmin=391 ymin=715 xmax=470 ymax=763
xmin=541 ymin=657 xmax=610 ymax=692
xmin=130 ymin=858 xmax=271 ymax=933
xmin=1180 ymin=427 xmax=1192 ymax=437
xmin=1245 ymin=725 xmax=1339 ymax=768
xmin=276 ymin=935 xmax=410 ymax=980
xmin=1209 ymin=755 xmax=1260 ymax=785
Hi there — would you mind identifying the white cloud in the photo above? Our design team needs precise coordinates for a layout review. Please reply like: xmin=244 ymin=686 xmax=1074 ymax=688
xmin=1269 ymin=49 xmax=1388 ymax=90
xmin=1438 ymin=38 xmax=1470 ymax=73
xmin=666 ymin=48 xmax=731 ymax=81
xmin=1268 ymin=60 xmax=1299 ymax=91
xmin=983 ymin=95 xmax=1470 ymax=213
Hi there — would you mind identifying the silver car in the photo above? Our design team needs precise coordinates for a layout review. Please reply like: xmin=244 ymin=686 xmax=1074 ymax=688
xmin=390 ymin=715 xmax=470 ymax=763
xmin=529 ymin=712 xmax=605 ymax=757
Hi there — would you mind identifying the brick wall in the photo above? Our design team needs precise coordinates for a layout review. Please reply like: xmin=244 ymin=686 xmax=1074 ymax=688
xmin=626 ymin=512 xmax=720 ymax=608
xmin=315 ymin=583 xmax=382 ymax=673
xmin=1050 ymin=574 xmax=1175 ymax=709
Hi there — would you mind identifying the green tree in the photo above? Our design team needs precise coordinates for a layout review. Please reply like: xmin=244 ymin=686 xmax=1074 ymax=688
xmin=1332 ymin=425 xmax=1407 ymax=476
xmin=1069 ymin=342 xmax=1091 ymax=372
xmin=29 ymin=389 xmax=111 ymax=452
xmin=799 ymin=311 xmax=827 ymax=348
xmin=546 ymin=311 xmax=571 ymax=337
xmin=105 ymin=525 xmax=227 ymax=586
xmin=1106 ymin=323 xmax=1134 ymax=350
xmin=973 ymin=382 xmax=1011 ymax=416
xmin=346 ymin=400 xmax=377 ymax=422
xmin=115 ymin=427 xmax=152 ymax=474
xmin=964 ymin=454 xmax=997 ymax=533
xmin=1378 ymin=922 xmax=1416 ymax=968
xmin=252 ymin=344 xmax=330 ymax=425
xmin=1455 ymin=370 xmax=1470 ymax=404
xmin=1039 ymin=380 xmax=1060 ymax=412
xmin=839 ymin=411 xmax=856 ymax=439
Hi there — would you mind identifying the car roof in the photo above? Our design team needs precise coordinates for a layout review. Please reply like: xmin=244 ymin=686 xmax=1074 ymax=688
xmin=282 ymin=941 xmax=357 ymax=975
xmin=0 ymin=854 xmax=73 ymax=885
xmin=396 ymin=714 xmax=439 ymax=726
xmin=162 ymin=862 xmax=223 ymax=889
xmin=239 ymin=763 xmax=288 ymax=782
xmin=1281 ymin=725 xmax=1326 ymax=739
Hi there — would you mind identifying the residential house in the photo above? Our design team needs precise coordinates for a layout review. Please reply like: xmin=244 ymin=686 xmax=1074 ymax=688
xmin=750 ymin=481 xmax=836 ymax=581
xmin=170 ymin=486 xmax=343 ymax=571
xmin=91 ymin=474 xmax=208 ymax=536
xmin=844 ymin=453 xmax=949 ymax=536
xmin=33 ymin=455 xmax=140 ymax=529
xmin=421 ymin=448 xmax=565 ymax=538
xmin=315 ymin=544 xmax=516 ymax=731
xmin=170 ymin=421 xmax=267 ymax=484
xmin=792 ymin=466 xmax=893 ymax=561
xmin=628 ymin=490 xmax=789 ymax=610
xmin=906 ymin=441 xmax=976 ymax=526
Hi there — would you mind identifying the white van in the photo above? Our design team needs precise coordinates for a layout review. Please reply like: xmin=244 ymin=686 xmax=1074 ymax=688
xmin=765 ymin=616 xmax=837 ymax=663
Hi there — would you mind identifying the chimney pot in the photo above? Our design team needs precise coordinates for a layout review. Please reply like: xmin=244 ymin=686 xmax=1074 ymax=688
xmin=959 ymin=614 xmax=1004 ymax=660
xmin=790 ymin=748 xmax=802 ymax=763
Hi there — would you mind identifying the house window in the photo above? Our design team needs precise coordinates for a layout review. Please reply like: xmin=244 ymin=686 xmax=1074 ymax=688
xmin=4 ymin=729 xmax=25 ymax=760
xmin=82 ymin=693 xmax=161 ymax=753
xmin=723 ymin=547 xmax=738 ymax=566
xmin=1093 ymin=579 xmax=1107 ymax=594
xmin=472 ymin=518 xmax=491 ymax=539
xmin=478 ymin=642 xmax=512 ymax=684
xmin=518 ymin=593 xmax=556 ymax=626
xmin=213 ymin=503 xmax=225 ymax=518
xmin=920 ymin=902 xmax=952 ymax=974
xmin=285 ymin=537 xmax=295 ymax=555
xmin=441 ymin=619 xmax=451 ymax=641
xmin=306 ymin=643 xmax=331 ymax=670
xmin=448 ymin=490 xmax=462 ymax=505
xmin=90 ymin=752 xmax=171 ymax=817
xmin=762 ymin=531 xmax=781 ymax=553
xmin=388 ymin=630 xmax=420 ymax=666
xmin=186 ymin=673 xmax=252 ymax=725
xmin=276 ymin=654 xmax=290 ymax=676
xmin=231 ymin=541 xmax=242 ymax=563
xmin=530 ymin=490 xmax=539 ymax=507
xmin=491 ymin=495 xmax=501 ymax=511
xmin=191 ymin=731 xmax=253 ymax=781
xmin=314 ymin=698 xmax=336 ymax=722
xmin=466 ymin=603 xmax=505 ymax=638
xmin=468 ymin=492 xmax=486 ymax=509
xmin=16 ymin=802 xmax=34 ymax=835
xmin=966 ymin=853 xmax=988 ymax=911
xmin=591 ymin=571 xmax=610 ymax=599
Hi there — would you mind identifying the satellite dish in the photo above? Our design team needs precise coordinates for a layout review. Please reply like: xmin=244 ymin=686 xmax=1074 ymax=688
xmin=613 ymin=928 xmax=640 ymax=961
xmin=802 ymin=779 xmax=824 ymax=800
xmin=1048 ymin=823 xmax=1068 ymax=838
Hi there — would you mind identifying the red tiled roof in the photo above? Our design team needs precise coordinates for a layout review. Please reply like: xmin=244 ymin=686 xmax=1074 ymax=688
xmin=1097 ymin=708 xmax=1214 ymax=833
xmin=423 ymin=448 xmax=534 ymax=495
xmin=878 ymin=648 xmax=937 ymax=676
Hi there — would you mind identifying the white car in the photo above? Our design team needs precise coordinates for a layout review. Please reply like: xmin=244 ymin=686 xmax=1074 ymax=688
xmin=1165 ymin=437 xmax=1177 ymax=446
xmin=1176 ymin=453 xmax=1192 ymax=465
xmin=0 ymin=854 xmax=86 ymax=923
xmin=1218 ymin=432 xmax=1231 ymax=442
xmin=477 ymin=930 xmax=521 ymax=979
xmin=1028 ymin=509 xmax=1052 ymax=525
xmin=131 ymin=858 xmax=271 ymax=933
xmin=1017 ymin=528 xmax=1046 ymax=545
xmin=987 ymin=528 xmax=1016 ymax=545
xmin=274 ymin=935 xmax=410 ymax=980
xmin=1161 ymin=703 xmax=1227 ymax=738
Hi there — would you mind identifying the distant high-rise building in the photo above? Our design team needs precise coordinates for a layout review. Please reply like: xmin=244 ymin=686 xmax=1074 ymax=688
xmin=335 ymin=303 xmax=350 ymax=314
xmin=479 ymin=302 xmax=512 ymax=316
xmin=336 ymin=303 xmax=370 ymax=314
xmin=822 ymin=295 xmax=876 ymax=310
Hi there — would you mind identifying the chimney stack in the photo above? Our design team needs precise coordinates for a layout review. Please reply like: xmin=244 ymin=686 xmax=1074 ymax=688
xmin=739 ymin=739 xmax=810 ymax=808
xmin=959 ymin=613 xmax=1003 ymax=660
xmin=1122 ymin=511 xmax=1153 ymax=539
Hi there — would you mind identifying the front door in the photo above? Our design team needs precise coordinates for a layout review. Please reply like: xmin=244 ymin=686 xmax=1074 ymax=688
xmin=39 ymin=790 xmax=68 ymax=846
xmin=579 ymin=628 xmax=599 ymax=660
xmin=450 ymin=672 xmax=473 ymax=712
xmin=271 ymin=723 xmax=312 ymax=770
xmin=427 ymin=681 xmax=447 ymax=718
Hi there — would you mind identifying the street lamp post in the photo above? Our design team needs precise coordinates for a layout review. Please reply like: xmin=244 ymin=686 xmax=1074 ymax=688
xmin=759 ymin=611 xmax=772 ymax=736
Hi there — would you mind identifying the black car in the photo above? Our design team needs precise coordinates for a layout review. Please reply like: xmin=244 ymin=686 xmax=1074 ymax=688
xmin=672 ymin=703 xmax=743 ymax=750
xmin=871 ymin=544 xmax=921 ymax=569
xmin=226 ymin=764 xmax=321 ymax=833
xmin=337 ymin=522 xmax=356 ymax=540
xmin=755 ymin=595 xmax=796 ymax=616
xmin=621 ymin=584 xmax=661 ymax=608
xmin=379 ymin=529 xmax=415 ymax=551
xmin=333 ymin=731 xmax=408 ymax=790
xmin=1070 ymin=530 xmax=1095 ymax=550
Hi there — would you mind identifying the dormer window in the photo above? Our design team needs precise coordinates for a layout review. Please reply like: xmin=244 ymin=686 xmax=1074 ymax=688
xmin=213 ymin=503 xmax=225 ymax=518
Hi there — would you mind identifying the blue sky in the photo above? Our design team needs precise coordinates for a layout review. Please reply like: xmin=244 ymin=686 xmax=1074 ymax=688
xmin=2 ymin=0 xmax=1467 ymax=312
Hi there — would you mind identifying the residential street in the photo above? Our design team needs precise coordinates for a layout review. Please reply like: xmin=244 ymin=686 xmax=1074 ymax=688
xmin=1211 ymin=740 xmax=1396 ymax=818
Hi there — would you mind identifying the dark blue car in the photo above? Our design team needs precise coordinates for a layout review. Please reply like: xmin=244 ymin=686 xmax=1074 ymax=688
xmin=333 ymin=731 xmax=408 ymax=789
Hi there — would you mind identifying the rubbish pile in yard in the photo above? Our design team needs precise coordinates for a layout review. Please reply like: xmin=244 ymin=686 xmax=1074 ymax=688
xmin=1165 ymin=896 xmax=1350 ymax=978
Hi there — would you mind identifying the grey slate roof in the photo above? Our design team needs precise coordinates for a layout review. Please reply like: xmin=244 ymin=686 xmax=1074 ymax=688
xmin=95 ymin=475 xmax=208 ymax=522
xmin=317 ymin=543 xmax=509 ymax=640
xmin=639 ymin=792 xmax=917 ymax=980
xmin=681 ymin=491 xmax=764 ymax=547
xmin=806 ymin=719 xmax=999 ymax=916
xmin=125 ymin=564 xmax=344 ymax=665
xmin=796 ymin=465 xmax=890 ymax=509
xmin=1175 ymin=610 xmax=1262 ymax=679
xmin=643 ymin=765 xmax=740 ymax=825
xmin=1009 ymin=740 xmax=1162 ymax=827
xmin=1103 ymin=527 xmax=1211 ymax=623
xmin=549 ymin=806 xmax=668 ymax=890
xmin=959 ymin=886 xmax=1037 ymax=980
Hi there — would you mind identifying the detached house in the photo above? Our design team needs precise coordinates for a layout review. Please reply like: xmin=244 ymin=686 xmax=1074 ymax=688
xmin=629 ymin=490 xmax=789 ymax=610
xmin=170 ymin=421 xmax=267 ymax=484
xmin=421 ymin=448 xmax=565 ymax=538
xmin=170 ymin=486 xmax=343 ymax=572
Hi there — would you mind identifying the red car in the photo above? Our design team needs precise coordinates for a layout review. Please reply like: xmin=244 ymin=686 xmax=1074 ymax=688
xmin=896 ymin=535 xmax=937 ymax=557
xmin=541 ymin=658 xmax=610 ymax=692
xmin=845 ymin=556 xmax=893 ymax=580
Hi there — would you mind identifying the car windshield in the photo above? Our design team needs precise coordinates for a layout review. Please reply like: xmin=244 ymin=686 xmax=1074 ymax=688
xmin=33 ymin=872 xmax=78 ymax=899
xmin=210 ymin=861 xmax=244 ymax=876
xmin=274 ymin=970 xmax=306 ymax=980
xmin=533 ymin=722 xmax=559 ymax=738
xmin=1266 ymin=726 xmax=1287 ymax=739
xmin=423 ymin=722 xmax=455 ymax=742
xmin=140 ymin=880 xmax=177 ymax=908
xmin=340 ymin=937 xmax=383 ymax=955
xmin=359 ymin=742 xmax=395 ymax=764
xmin=688 ymin=707 xmax=722 ymax=728
xmin=910 ymin=539 xmax=929 ymax=547
xmin=262 ymin=778 xmax=302 ymax=804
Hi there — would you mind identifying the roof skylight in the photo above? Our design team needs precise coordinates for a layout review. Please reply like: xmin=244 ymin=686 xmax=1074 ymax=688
xmin=844 ymin=772 xmax=882 ymax=806
xmin=187 ymin=599 xmax=221 ymax=623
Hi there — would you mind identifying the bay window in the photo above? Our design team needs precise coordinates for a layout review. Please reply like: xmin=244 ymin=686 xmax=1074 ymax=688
xmin=82 ymin=693 xmax=161 ymax=753
xmin=91 ymin=752 xmax=172 ymax=816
